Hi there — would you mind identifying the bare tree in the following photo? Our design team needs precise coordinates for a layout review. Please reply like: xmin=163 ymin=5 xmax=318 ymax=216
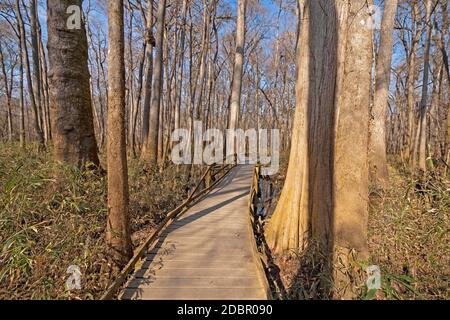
xmin=141 ymin=0 xmax=155 ymax=157
xmin=142 ymin=0 xmax=166 ymax=164
xmin=369 ymin=0 xmax=398 ymax=186
xmin=228 ymin=0 xmax=247 ymax=133
xmin=414 ymin=0 xmax=434 ymax=171
xmin=0 ymin=41 xmax=13 ymax=142
xmin=29 ymin=0 xmax=45 ymax=141
xmin=106 ymin=0 xmax=133 ymax=266
xmin=18 ymin=25 xmax=25 ymax=147
xmin=15 ymin=0 xmax=44 ymax=147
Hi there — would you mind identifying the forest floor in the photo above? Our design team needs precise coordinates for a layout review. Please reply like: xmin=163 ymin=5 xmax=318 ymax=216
xmin=1 ymin=144 xmax=448 ymax=300
xmin=267 ymin=156 xmax=449 ymax=300
xmin=0 ymin=144 xmax=190 ymax=299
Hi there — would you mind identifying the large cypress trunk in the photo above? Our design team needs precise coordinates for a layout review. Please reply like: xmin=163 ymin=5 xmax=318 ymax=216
xmin=265 ymin=0 xmax=373 ymax=296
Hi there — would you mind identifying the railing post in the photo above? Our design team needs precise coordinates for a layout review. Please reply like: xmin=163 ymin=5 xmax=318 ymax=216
xmin=252 ymin=163 xmax=261 ymax=217
xmin=205 ymin=165 xmax=212 ymax=188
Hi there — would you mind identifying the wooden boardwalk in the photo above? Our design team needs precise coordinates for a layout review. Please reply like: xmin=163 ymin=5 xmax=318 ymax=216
xmin=121 ymin=165 xmax=269 ymax=300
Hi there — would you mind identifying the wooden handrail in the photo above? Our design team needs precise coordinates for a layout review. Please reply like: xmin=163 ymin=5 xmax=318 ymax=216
xmin=101 ymin=163 xmax=235 ymax=300
xmin=187 ymin=165 xmax=213 ymax=200
xmin=247 ymin=164 xmax=273 ymax=300
xmin=249 ymin=164 xmax=287 ymax=300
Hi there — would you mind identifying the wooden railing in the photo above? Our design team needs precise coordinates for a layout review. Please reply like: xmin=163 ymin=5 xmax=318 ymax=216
xmin=248 ymin=164 xmax=289 ymax=300
xmin=101 ymin=162 xmax=235 ymax=300
xmin=247 ymin=164 xmax=273 ymax=300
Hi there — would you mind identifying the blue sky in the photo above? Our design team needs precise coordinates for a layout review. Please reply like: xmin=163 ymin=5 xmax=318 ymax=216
xmin=35 ymin=0 xmax=409 ymax=90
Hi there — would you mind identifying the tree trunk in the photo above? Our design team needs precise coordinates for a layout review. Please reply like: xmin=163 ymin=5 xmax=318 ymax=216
xmin=140 ymin=0 xmax=156 ymax=161
xmin=144 ymin=0 xmax=166 ymax=163
xmin=130 ymin=1 xmax=148 ymax=156
xmin=407 ymin=2 xmax=420 ymax=167
xmin=126 ymin=1 xmax=135 ymax=152
xmin=18 ymin=29 xmax=25 ymax=147
xmin=415 ymin=0 xmax=433 ymax=171
xmin=175 ymin=0 xmax=189 ymax=131
xmin=106 ymin=0 xmax=133 ymax=267
xmin=15 ymin=0 xmax=45 ymax=147
xmin=437 ymin=1 xmax=450 ymax=162
xmin=30 ymin=0 xmax=45 ymax=142
xmin=38 ymin=29 xmax=52 ymax=142
xmin=369 ymin=0 xmax=398 ymax=186
xmin=194 ymin=0 xmax=211 ymax=123
xmin=0 ymin=42 xmax=13 ymax=142
xmin=227 ymin=0 xmax=247 ymax=162
xmin=228 ymin=0 xmax=246 ymax=132
xmin=47 ymin=0 xmax=100 ymax=168
xmin=265 ymin=0 xmax=372 ymax=297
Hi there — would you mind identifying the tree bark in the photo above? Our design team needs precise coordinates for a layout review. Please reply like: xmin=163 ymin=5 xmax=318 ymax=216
xmin=15 ymin=0 xmax=45 ymax=147
xmin=0 ymin=42 xmax=13 ymax=142
xmin=106 ymin=0 xmax=133 ymax=267
xmin=175 ymin=0 xmax=189 ymax=131
xmin=18 ymin=29 xmax=25 ymax=147
xmin=265 ymin=0 xmax=372 ymax=296
xmin=47 ymin=0 xmax=100 ymax=168
xmin=30 ymin=0 xmax=45 ymax=142
xmin=140 ymin=0 xmax=156 ymax=161
xmin=228 ymin=0 xmax=247 ymax=132
xmin=144 ymin=0 xmax=166 ymax=163
xmin=415 ymin=0 xmax=434 ymax=171
xmin=38 ymin=26 xmax=52 ymax=142
xmin=369 ymin=0 xmax=398 ymax=186
xmin=407 ymin=2 xmax=420 ymax=167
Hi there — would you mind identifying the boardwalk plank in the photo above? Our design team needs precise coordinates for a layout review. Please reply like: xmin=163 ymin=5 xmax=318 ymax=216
xmin=123 ymin=166 xmax=267 ymax=300
xmin=122 ymin=288 xmax=266 ymax=300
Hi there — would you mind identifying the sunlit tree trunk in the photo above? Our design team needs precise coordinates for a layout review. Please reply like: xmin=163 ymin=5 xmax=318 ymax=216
xmin=131 ymin=0 xmax=150 ymax=157
xmin=38 ymin=27 xmax=52 ymax=142
xmin=265 ymin=0 xmax=372 ymax=296
xmin=175 ymin=0 xmax=189 ymax=131
xmin=126 ymin=1 xmax=135 ymax=153
xmin=205 ymin=1 xmax=218 ymax=133
xmin=140 ymin=0 xmax=155 ymax=161
xmin=143 ymin=0 xmax=166 ymax=163
xmin=408 ymin=2 xmax=420 ymax=167
xmin=369 ymin=0 xmax=398 ymax=186
xmin=91 ymin=28 xmax=108 ymax=149
xmin=106 ymin=0 xmax=133 ymax=267
xmin=15 ymin=0 xmax=45 ymax=147
xmin=30 ymin=0 xmax=46 ymax=142
xmin=415 ymin=0 xmax=433 ymax=171
xmin=47 ymin=0 xmax=100 ymax=168
xmin=228 ymin=0 xmax=247 ymax=132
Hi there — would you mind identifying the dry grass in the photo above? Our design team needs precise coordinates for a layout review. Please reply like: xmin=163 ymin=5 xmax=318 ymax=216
xmin=264 ymin=156 xmax=449 ymax=300
xmin=0 ymin=143 xmax=188 ymax=299
xmin=1 ymin=143 xmax=447 ymax=300
xmin=367 ymin=162 xmax=449 ymax=300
